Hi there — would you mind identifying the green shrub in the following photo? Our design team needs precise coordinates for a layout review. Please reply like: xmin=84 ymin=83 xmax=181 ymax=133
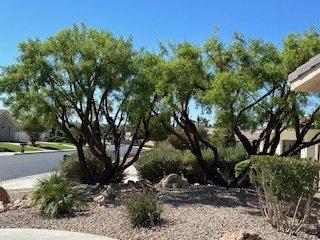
xmin=250 ymin=156 xmax=320 ymax=234
xmin=31 ymin=173 xmax=87 ymax=218
xmin=210 ymin=128 xmax=236 ymax=148
xmin=46 ymin=135 xmax=68 ymax=143
xmin=125 ymin=191 xmax=163 ymax=227
xmin=218 ymin=144 xmax=249 ymax=183
xmin=234 ymin=159 xmax=251 ymax=178
xmin=181 ymin=149 xmax=215 ymax=184
xmin=166 ymin=127 xmax=208 ymax=150
xmin=166 ymin=134 xmax=189 ymax=150
xmin=137 ymin=115 xmax=171 ymax=141
xmin=61 ymin=149 xmax=125 ymax=183
xmin=135 ymin=142 xmax=183 ymax=182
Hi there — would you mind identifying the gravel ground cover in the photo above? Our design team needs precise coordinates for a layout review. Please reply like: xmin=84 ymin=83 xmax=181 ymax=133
xmin=0 ymin=186 xmax=319 ymax=240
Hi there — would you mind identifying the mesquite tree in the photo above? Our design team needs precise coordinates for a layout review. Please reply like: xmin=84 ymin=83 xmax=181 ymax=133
xmin=204 ymin=29 xmax=320 ymax=157
xmin=153 ymin=42 xmax=229 ymax=186
xmin=0 ymin=25 xmax=157 ymax=184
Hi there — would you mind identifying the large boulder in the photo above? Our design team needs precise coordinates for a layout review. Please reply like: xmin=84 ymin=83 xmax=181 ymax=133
xmin=0 ymin=187 xmax=10 ymax=205
xmin=219 ymin=230 xmax=263 ymax=240
xmin=159 ymin=173 xmax=188 ymax=188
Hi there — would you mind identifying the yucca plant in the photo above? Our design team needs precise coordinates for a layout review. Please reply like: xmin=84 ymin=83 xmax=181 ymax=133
xmin=125 ymin=190 xmax=163 ymax=227
xmin=31 ymin=173 xmax=87 ymax=218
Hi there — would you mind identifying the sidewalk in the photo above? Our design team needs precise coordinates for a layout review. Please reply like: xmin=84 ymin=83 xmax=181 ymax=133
xmin=1 ymin=172 xmax=53 ymax=189
xmin=0 ymin=228 xmax=116 ymax=240
xmin=2 ymin=165 xmax=139 ymax=190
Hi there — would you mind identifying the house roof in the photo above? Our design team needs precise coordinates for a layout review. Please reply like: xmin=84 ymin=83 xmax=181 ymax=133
xmin=0 ymin=109 xmax=19 ymax=127
xmin=288 ymin=54 xmax=320 ymax=83
xmin=0 ymin=109 xmax=7 ymax=117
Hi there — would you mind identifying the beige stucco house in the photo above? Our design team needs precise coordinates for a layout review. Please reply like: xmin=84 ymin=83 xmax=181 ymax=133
xmin=242 ymin=128 xmax=320 ymax=160
xmin=207 ymin=127 xmax=320 ymax=160
xmin=0 ymin=109 xmax=20 ymax=142
xmin=288 ymin=54 xmax=320 ymax=92
xmin=267 ymin=129 xmax=320 ymax=160
xmin=0 ymin=109 xmax=34 ymax=142
xmin=285 ymin=55 xmax=320 ymax=160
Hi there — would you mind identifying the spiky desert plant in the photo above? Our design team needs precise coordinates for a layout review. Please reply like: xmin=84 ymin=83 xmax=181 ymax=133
xmin=125 ymin=190 xmax=163 ymax=227
xmin=31 ymin=173 xmax=87 ymax=218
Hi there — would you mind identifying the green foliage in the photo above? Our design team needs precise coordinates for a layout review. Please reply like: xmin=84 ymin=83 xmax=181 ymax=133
xmin=234 ymin=159 xmax=251 ymax=178
xmin=125 ymin=191 xmax=163 ymax=227
xmin=39 ymin=142 xmax=74 ymax=150
xmin=61 ymin=150 xmax=125 ymax=183
xmin=45 ymin=136 xmax=69 ymax=143
xmin=203 ymin=29 xmax=320 ymax=156
xmin=204 ymin=32 xmax=285 ymax=132
xmin=218 ymin=144 xmax=249 ymax=183
xmin=166 ymin=126 xmax=208 ymax=151
xmin=250 ymin=156 xmax=320 ymax=234
xmin=196 ymin=124 xmax=209 ymax=141
xmin=137 ymin=114 xmax=171 ymax=141
xmin=251 ymin=156 xmax=320 ymax=202
xmin=166 ymin=133 xmax=189 ymax=150
xmin=0 ymin=24 xmax=157 ymax=184
xmin=210 ymin=128 xmax=236 ymax=148
xmin=282 ymin=27 xmax=320 ymax=73
xmin=156 ymin=42 xmax=209 ymax=112
xmin=46 ymin=130 xmax=69 ymax=143
xmin=0 ymin=142 xmax=41 ymax=152
xmin=31 ymin=173 xmax=87 ymax=218
xmin=181 ymin=149 xmax=215 ymax=183
xmin=19 ymin=114 xmax=49 ymax=146
xmin=135 ymin=142 xmax=183 ymax=182
xmin=219 ymin=144 xmax=249 ymax=165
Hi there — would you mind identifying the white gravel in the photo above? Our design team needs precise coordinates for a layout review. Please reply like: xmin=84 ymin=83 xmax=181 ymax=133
xmin=0 ymin=186 xmax=319 ymax=240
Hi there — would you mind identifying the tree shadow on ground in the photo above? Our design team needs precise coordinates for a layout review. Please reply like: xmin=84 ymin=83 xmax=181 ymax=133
xmin=159 ymin=185 xmax=259 ymax=209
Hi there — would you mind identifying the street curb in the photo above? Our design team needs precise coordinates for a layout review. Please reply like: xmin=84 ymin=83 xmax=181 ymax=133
xmin=2 ymin=149 xmax=77 ymax=156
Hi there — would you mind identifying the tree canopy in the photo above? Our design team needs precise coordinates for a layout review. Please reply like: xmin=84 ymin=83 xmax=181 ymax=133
xmin=2 ymin=25 xmax=320 ymax=187
xmin=203 ymin=29 xmax=320 ymax=156
xmin=0 ymin=25 xmax=157 ymax=184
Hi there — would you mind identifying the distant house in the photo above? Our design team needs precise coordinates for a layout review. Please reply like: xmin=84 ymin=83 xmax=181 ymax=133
xmin=0 ymin=109 xmax=20 ymax=142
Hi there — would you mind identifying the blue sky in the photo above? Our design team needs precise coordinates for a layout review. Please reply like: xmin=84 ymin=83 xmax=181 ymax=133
xmin=1 ymin=0 xmax=320 ymax=119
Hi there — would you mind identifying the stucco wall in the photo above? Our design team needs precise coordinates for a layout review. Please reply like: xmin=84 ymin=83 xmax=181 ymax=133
xmin=0 ymin=114 xmax=19 ymax=141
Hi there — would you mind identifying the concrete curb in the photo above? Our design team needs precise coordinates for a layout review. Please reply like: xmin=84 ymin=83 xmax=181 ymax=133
xmin=0 ymin=228 xmax=116 ymax=240
xmin=0 ymin=149 xmax=76 ymax=156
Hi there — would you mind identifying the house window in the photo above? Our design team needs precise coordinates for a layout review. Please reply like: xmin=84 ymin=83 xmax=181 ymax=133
xmin=1 ymin=126 xmax=5 ymax=129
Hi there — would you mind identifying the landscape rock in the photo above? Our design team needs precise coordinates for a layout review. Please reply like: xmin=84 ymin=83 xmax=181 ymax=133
xmin=219 ymin=230 xmax=263 ymax=240
xmin=159 ymin=174 xmax=185 ymax=188
xmin=135 ymin=179 xmax=155 ymax=190
xmin=0 ymin=201 xmax=5 ymax=213
xmin=0 ymin=187 xmax=10 ymax=204
xmin=93 ymin=194 xmax=105 ymax=206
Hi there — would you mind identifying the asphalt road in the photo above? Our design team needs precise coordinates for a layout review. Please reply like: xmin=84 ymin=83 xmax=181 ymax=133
xmin=0 ymin=145 xmax=139 ymax=181
xmin=0 ymin=151 xmax=76 ymax=181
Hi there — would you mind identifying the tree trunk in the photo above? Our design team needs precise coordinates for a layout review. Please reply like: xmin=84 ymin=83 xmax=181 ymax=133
xmin=29 ymin=134 xmax=38 ymax=147
xmin=76 ymin=144 xmax=95 ymax=184
xmin=100 ymin=155 xmax=114 ymax=185
xmin=191 ymin=142 xmax=228 ymax=187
